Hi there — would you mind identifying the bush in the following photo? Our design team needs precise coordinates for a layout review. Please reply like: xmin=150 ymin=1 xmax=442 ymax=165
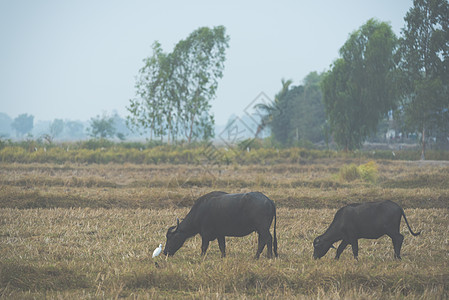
xmin=338 ymin=161 xmax=378 ymax=183
xmin=82 ymin=139 xmax=114 ymax=150
xmin=338 ymin=164 xmax=360 ymax=182
xmin=358 ymin=161 xmax=378 ymax=183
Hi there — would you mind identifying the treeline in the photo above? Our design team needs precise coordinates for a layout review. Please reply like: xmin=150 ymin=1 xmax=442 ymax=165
xmin=261 ymin=2 xmax=449 ymax=158
xmin=2 ymin=1 xmax=447 ymax=158
xmin=1 ymin=139 xmax=449 ymax=165
xmin=0 ymin=112 xmax=138 ymax=141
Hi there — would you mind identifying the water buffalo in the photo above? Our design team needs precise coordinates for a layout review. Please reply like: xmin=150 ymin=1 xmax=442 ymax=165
xmin=313 ymin=200 xmax=421 ymax=260
xmin=163 ymin=191 xmax=278 ymax=259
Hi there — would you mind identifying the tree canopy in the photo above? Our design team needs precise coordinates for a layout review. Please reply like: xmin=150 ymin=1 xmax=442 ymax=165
xmin=49 ymin=119 xmax=64 ymax=139
xmin=88 ymin=114 xmax=116 ymax=139
xmin=397 ymin=0 xmax=449 ymax=158
xmin=0 ymin=112 xmax=12 ymax=138
xmin=127 ymin=26 xmax=229 ymax=143
xmin=11 ymin=113 xmax=34 ymax=138
xmin=322 ymin=19 xmax=398 ymax=151
xmin=256 ymin=73 xmax=326 ymax=146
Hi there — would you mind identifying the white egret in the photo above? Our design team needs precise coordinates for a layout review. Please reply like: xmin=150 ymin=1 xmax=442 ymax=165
xmin=152 ymin=244 xmax=162 ymax=258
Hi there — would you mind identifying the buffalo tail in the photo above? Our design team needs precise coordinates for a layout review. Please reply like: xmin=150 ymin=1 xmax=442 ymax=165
xmin=401 ymin=208 xmax=421 ymax=236
xmin=273 ymin=206 xmax=278 ymax=257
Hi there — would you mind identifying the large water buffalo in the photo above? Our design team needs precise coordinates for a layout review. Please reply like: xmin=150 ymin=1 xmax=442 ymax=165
xmin=313 ymin=200 xmax=421 ymax=260
xmin=163 ymin=191 xmax=278 ymax=259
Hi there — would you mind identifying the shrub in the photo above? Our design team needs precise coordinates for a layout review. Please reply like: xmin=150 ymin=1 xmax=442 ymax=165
xmin=358 ymin=161 xmax=378 ymax=183
xmin=82 ymin=138 xmax=114 ymax=150
xmin=338 ymin=161 xmax=378 ymax=183
xmin=338 ymin=164 xmax=360 ymax=182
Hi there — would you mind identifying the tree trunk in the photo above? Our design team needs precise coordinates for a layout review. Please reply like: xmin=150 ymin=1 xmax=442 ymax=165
xmin=188 ymin=113 xmax=194 ymax=144
xmin=167 ymin=111 xmax=171 ymax=145
xmin=421 ymin=126 xmax=426 ymax=160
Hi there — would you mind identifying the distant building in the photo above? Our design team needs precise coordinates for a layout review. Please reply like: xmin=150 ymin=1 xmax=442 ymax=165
xmin=386 ymin=129 xmax=396 ymax=139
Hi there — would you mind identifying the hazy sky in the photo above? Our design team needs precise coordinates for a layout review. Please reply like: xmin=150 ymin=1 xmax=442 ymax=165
xmin=1 ymin=0 xmax=412 ymax=125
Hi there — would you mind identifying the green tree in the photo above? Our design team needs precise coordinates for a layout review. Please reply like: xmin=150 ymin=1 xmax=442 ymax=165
xmin=397 ymin=0 xmax=449 ymax=158
xmin=127 ymin=41 xmax=171 ymax=141
xmin=290 ymin=72 xmax=326 ymax=144
xmin=65 ymin=121 xmax=85 ymax=140
xmin=127 ymin=26 xmax=229 ymax=143
xmin=255 ymin=74 xmax=326 ymax=146
xmin=322 ymin=19 xmax=398 ymax=151
xmin=271 ymin=84 xmax=301 ymax=145
xmin=88 ymin=114 xmax=116 ymax=139
xmin=0 ymin=112 xmax=12 ymax=137
xmin=49 ymin=119 xmax=64 ymax=138
xmin=254 ymin=79 xmax=292 ymax=139
xmin=11 ymin=113 xmax=34 ymax=138
xmin=173 ymin=26 xmax=229 ymax=142
xmin=112 ymin=113 xmax=130 ymax=141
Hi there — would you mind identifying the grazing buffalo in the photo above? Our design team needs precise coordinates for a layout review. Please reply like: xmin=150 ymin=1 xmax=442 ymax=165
xmin=163 ymin=191 xmax=278 ymax=259
xmin=313 ymin=200 xmax=421 ymax=260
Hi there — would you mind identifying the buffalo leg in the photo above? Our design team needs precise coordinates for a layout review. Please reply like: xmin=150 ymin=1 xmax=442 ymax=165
xmin=350 ymin=239 xmax=359 ymax=260
xmin=218 ymin=236 xmax=226 ymax=258
xmin=335 ymin=240 xmax=349 ymax=260
xmin=389 ymin=232 xmax=404 ymax=259
xmin=201 ymin=239 xmax=209 ymax=256
xmin=255 ymin=233 xmax=267 ymax=259
xmin=265 ymin=232 xmax=273 ymax=258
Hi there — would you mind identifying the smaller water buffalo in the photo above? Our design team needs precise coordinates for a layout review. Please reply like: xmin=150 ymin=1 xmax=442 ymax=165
xmin=313 ymin=200 xmax=421 ymax=260
xmin=163 ymin=191 xmax=278 ymax=259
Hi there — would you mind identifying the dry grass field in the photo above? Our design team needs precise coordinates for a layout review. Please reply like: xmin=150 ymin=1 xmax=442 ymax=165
xmin=1 ymin=158 xmax=448 ymax=299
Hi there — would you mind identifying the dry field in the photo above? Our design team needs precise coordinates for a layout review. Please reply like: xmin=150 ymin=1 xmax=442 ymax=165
xmin=0 ymin=158 xmax=448 ymax=299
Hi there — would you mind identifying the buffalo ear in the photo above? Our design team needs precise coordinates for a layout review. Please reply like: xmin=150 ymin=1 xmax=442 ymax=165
xmin=167 ymin=225 xmax=177 ymax=234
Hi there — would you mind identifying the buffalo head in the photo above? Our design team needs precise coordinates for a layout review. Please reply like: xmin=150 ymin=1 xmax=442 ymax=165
xmin=163 ymin=218 xmax=187 ymax=256
xmin=313 ymin=236 xmax=335 ymax=259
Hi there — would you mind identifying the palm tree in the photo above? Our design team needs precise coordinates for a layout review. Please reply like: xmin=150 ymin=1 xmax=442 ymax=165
xmin=254 ymin=79 xmax=292 ymax=137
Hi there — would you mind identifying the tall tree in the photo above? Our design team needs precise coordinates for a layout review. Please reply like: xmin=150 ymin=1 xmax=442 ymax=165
xmin=49 ymin=119 xmax=64 ymax=138
xmin=11 ymin=113 xmax=34 ymax=138
xmin=254 ymin=79 xmax=292 ymax=139
xmin=397 ymin=0 xmax=449 ymax=158
xmin=322 ymin=19 xmax=398 ymax=151
xmin=112 ymin=113 xmax=131 ymax=141
xmin=290 ymin=72 xmax=326 ymax=143
xmin=0 ymin=112 xmax=13 ymax=137
xmin=255 ymin=74 xmax=326 ymax=146
xmin=88 ymin=113 xmax=116 ymax=139
xmin=271 ymin=84 xmax=302 ymax=145
xmin=172 ymin=26 xmax=229 ymax=143
xmin=127 ymin=26 xmax=229 ymax=143
xmin=127 ymin=42 xmax=172 ymax=141
xmin=65 ymin=121 xmax=85 ymax=139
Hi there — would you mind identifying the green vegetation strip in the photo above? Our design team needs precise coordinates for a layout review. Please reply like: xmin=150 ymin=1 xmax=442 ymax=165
xmin=2 ymin=143 xmax=449 ymax=164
